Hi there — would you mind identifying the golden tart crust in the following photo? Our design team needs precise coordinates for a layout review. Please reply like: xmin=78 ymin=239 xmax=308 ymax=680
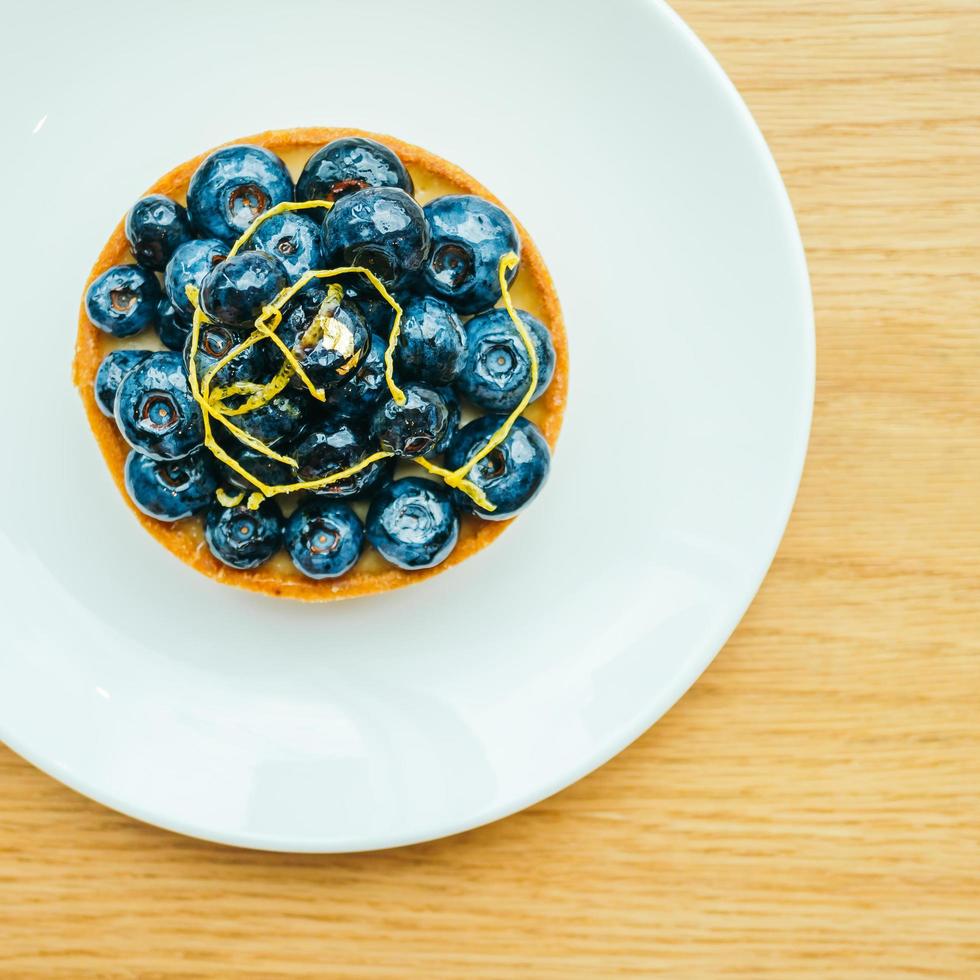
xmin=73 ymin=127 xmax=568 ymax=601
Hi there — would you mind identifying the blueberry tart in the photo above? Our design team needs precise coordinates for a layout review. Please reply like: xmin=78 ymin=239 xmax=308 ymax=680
xmin=74 ymin=128 xmax=567 ymax=600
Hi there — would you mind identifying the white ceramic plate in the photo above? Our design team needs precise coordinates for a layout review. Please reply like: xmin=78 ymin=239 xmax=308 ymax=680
xmin=0 ymin=0 xmax=812 ymax=851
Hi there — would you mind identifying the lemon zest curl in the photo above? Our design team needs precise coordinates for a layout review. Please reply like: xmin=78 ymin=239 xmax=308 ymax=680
xmin=186 ymin=202 xmax=535 ymax=513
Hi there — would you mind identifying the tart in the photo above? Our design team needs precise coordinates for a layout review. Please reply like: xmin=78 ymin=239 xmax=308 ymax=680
xmin=74 ymin=128 xmax=567 ymax=601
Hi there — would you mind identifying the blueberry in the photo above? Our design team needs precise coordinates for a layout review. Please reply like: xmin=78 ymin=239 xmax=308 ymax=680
xmin=204 ymin=500 xmax=283 ymax=569
xmin=293 ymin=420 xmax=363 ymax=479
xmin=278 ymin=286 xmax=370 ymax=391
xmin=211 ymin=442 xmax=294 ymax=494
xmin=457 ymin=308 xmax=555 ymax=412
xmin=422 ymin=195 xmax=520 ymax=315
xmin=352 ymin=292 xmax=392 ymax=334
xmin=124 ymin=448 xmax=216 ymax=521
xmin=366 ymin=477 xmax=459 ymax=570
xmin=320 ymin=332 xmax=389 ymax=421
xmin=276 ymin=282 xmax=329 ymax=346
xmin=125 ymin=194 xmax=192 ymax=271
xmin=444 ymin=416 xmax=550 ymax=520
xmin=233 ymin=390 xmax=307 ymax=447
xmin=284 ymin=500 xmax=364 ymax=579
xmin=244 ymin=211 xmax=323 ymax=282
xmin=332 ymin=455 xmax=393 ymax=499
xmin=164 ymin=238 xmax=228 ymax=318
xmin=370 ymin=383 xmax=450 ymax=458
xmin=184 ymin=322 xmax=271 ymax=390
xmin=394 ymin=295 xmax=466 ymax=385
xmin=113 ymin=351 xmax=204 ymax=460
xmin=305 ymin=452 xmax=393 ymax=500
xmin=200 ymin=251 xmax=289 ymax=328
xmin=157 ymin=298 xmax=192 ymax=351
xmin=339 ymin=274 xmax=396 ymax=333
xmin=93 ymin=349 xmax=151 ymax=416
xmin=322 ymin=187 xmax=430 ymax=290
xmin=293 ymin=420 xmax=389 ymax=498
xmin=298 ymin=302 xmax=369 ymax=391
xmin=297 ymin=137 xmax=413 ymax=206
xmin=187 ymin=144 xmax=293 ymax=243
xmin=86 ymin=264 xmax=161 ymax=337
xmin=433 ymin=386 xmax=460 ymax=454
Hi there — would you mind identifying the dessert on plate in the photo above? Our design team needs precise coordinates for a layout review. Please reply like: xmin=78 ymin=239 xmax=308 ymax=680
xmin=74 ymin=128 xmax=567 ymax=600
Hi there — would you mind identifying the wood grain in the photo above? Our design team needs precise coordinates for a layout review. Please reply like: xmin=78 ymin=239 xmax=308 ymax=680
xmin=2 ymin=2 xmax=979 ymax=976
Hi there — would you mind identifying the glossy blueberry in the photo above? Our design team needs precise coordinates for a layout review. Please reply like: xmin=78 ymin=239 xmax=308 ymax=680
xmin=125 ymin=194 xmax=192 ymax=271
xmin=293 ymin=421 xmax=363 ymax=480
xmin=422 ymin=195 xmax=520 ymax=315
xmin=444 ymin=415 xmax=550 ymax=520
xmin=284 ymin=500 xmax=364 ymax=579
xmin=157 ymin=298 xmax=192 ymax=351
xmin=370 ymin=383 xmax=450 ymax=458
xmin=200 ymin=251 xmax=289 ymax=328
xmin=204 ymin=500 xmax=283 ymax=569
xmin=244 ymin=211 xmax=323 ymax=282
xmin=187 ymin=144 xmax=293 ymax=243
xmin=339 ymin=274 xmax=396 ymax=333
xmin=234 ymin=390 xmax=307 ymax=447
xmin=433 ymin=386 xmax=460 ymax=454
xmin=395 ymin=295 xmax=466 ymax=385
xmin=86 ymin=264 xmax=161 ymax=337
xmin=322 ymin=187 xmax=430 ymax=290
xmin=335 ymin=455 xmax=394 ymax=498
xmin=113 ymin=351 xmax=204 ymax=460
xmin=457 ymin=308 xmax=555 ymax=412
xmin=293 ymin=421 xmax=389 ymax=498
xmin=93 ymin=349 xmax=151 ymax=416
xmin=366 ymin=477 xmax=459 ymax=570
xmin=183 ymin=322 xmax=271 ymax=390
xmin=211 ymin=442 xmax=294 ymax=494
xmin=300 ymin=302 xmax=370 ymax=390
xmin=320 ymin=332 xmax=389 ymax=421
xmin=277 ymin=282 xmax=329 ymax=346
xmin=124 ymin=448 xmax=216 ymax=521
xmin=352 ymin=292 xmax=393 ymax=333
xmin=279 ymin=286 xmax=370 ymax=390
xmin=164 ymin=238 xmax=228 ymax=318
xmin=298 ymin=137 xmax=413 ymax=209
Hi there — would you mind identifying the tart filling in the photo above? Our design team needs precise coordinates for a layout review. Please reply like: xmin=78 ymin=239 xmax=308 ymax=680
xmin=74 ymin=128 xmax=567 ymax=601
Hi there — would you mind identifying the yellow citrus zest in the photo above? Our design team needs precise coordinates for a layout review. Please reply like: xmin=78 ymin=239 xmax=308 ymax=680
xmin=202 ymin=308 xmax=324 ymax=404
xmin=209 ymin=380 xmax=264 ymax=401
xmin=187 ymin=214 xmax=535 ymax=512
xmin=215 ymin=488 xmax=245 ymax=507
xmin=211 ymin=359 xmax=295 ymax=417
xmin=259 ymin=264 xmax=405 ymax=404
xmin=409 ymin=251 xmax=535 ymax=512
xmin=414 ymin=456 xmax=494 ymax=511
xmin=186 ymin=285 xmax=298 ymax=493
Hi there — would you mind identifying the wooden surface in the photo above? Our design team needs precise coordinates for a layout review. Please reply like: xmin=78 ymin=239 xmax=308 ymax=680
xmin=3 ymin=2 xmax=979 ymax=976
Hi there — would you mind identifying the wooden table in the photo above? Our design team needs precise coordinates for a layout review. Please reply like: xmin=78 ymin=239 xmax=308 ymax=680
xmin=3 ymin=3 xmax=978 ymax=976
